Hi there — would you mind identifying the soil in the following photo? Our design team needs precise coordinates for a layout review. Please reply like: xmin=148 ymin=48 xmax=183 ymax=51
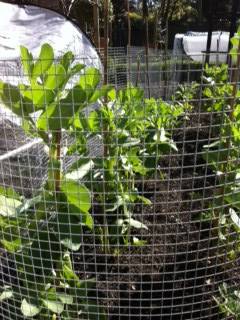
xmin=72 ymin=109 xmax=239 ymax=320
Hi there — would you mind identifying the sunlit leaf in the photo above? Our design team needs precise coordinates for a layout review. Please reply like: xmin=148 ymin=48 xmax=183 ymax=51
xmin=65 ymin=160 xmax=94 ymax=180
xmin=21 ymin=299 xmax=41 ymax=317
xmin=20 ymin=46 xmax=34 ymax=78
xmin=60 ymin=51 xmax=74 ymax=72
xmin=79 ymin=67 xmax=101 ymax=91
xmin=0 ymin=82 xmax=23 ymax=116
xmin=133 ymin=237 xmax=147 ymax=246
xmin=44 ymin=64 xmax=66 ymax=90
xmin=0 ymin=195 xmax=22 ymax=217
xmin=229 ymin=207 xmax=240 ymax=229
xmin=0 ymin=287 xmax=13 ymax=302
xmin=60 ymin=238 xmax=81 ymax=252
xmin=21 ymin=83 xmax=54 ymax=110
xmin=128 ymin=218 xmax=148 ymax=230
xmin=42 ymin=299 xmax=64 ymax=314
xmin=60 ymin=180 xmax=93 ymax=229
xmin=1 ymin=238 xmax=21 ymax=253
xmin=57 ymin=294 xmax=73 ymax=305
xmin=32 ymin=43 xmax=54 ymax=78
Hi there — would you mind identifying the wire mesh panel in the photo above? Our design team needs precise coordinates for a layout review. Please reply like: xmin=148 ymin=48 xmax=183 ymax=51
xmin=0 ymin=47 xmax=239 ymax=320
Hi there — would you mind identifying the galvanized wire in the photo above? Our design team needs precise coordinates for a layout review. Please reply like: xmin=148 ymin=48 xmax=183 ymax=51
xmin=0 ymin=51 xmax=239 ymax=320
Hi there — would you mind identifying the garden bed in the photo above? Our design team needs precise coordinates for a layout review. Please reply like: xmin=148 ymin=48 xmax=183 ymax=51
xmin=1 ymin=109 xmax=236 ymax=320
xmin=71 ymin=108 xmax=239 ymax=319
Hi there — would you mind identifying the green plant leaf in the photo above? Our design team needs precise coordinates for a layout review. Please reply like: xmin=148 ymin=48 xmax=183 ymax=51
xmin=137 ymin=195 xmax=151 ymax=205
xmin=57 ymin=294 xmax=73 ymax=305
xmin=229 ymin=208 xmax=240 ymax=229
xmin=87 ymin=110 xmax=100 ymax=132
xmin=1 ymin=238 xmax=21 ymax=253
xmin=0 ymin=82 xmax=23 ymax=116
xmin=60 ymin=51 xmax=74 ymax=72
xmin=65 ymin=160 xmax=94 ymax=180
xmin=29 ymin=229 xmax=61 ymax=278
xmin=231 ymin=37 xmax=239 ymax=47
xmin=82 ymin=303 xmax=106 ymax=320
xmin=119 ymin=86 xmax=144 ymax=103
xmin=121 ymin=137 xmax=140 ymax=147
xmin=53 ymin=213 xmax=83 ymax=251
xmin=21 ymin=83 xmax=55 ymax=110
xmin=69 ymin=63 xmax=85 ymax=77
xmin=0 ymin=287 xmax=13 ymax=302
xmin=0 ymin=186 xmax=20 ymax=200
xmin=88 ymin=85 xmax=113 ymax=103
xmin=60 ymin=238 xmax=81 ymax=251
xmin=42 ymin=299 xmax=64 ymax=314
xmin=128 ymin=218 xmax=148 ymax=230
xmin=225 ymin=189 xmax=240 ymax=211
xmin=60 ymin=180 xmax=93 ymax=229
xmin=133 ymin=237 xmax=147 ymax=246
xmin=61 ymin=180 xmax=91 ymax=214
xmin=37 ymin=86 xmax=86 ymax=130
xmin=79 ymin=67 xmax=101 ymax=91
xmin=21 ymin=299 xmax=41 ymax=317
xmin=20 ymin=46 xmax=34 ymax=78
xmin=76 ymin=278 xmax=96 ymax=299
xmin=44 ymin=64 xmax=66 ymax=90
xmin=0 ymin=195 xmax=22 ymax=217
xmin=105 ymin=196 xmax=124 ymax=212
xmin=62 ymin=264 xmax=80 ymax=286
xmin=32 ymin=43 xmax=54 ymax=78
xmin=19 ymin=195 xmax=42 ymax=214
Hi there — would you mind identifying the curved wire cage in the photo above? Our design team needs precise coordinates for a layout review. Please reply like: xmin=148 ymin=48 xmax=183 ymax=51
xmin=0 ymin=50 xmax=239 ymax=320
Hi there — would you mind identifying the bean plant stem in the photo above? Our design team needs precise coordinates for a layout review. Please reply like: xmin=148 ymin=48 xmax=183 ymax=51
xmin=216 ymin=41 xmax=240 ymax=228
xmin=48 ymin=130 xmax=62 ymax=195
xmin=102 ymin=126 xmax=110 ymax=255
xmin=55 ymin=130 xmax=62 ymax=193
xmin=102 ymin=0 xmax=110 ymax=255
xmin=229 ymin=40 xmax=240 ymax=120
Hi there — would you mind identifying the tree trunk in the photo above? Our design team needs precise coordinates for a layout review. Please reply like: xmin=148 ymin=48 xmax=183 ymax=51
xmin=103 ymin=0 xmax=109 ymax=85
xmin=162 ymin=0 xmax=171 ymax=29
xmin=143 ymin=0 xmax=150 ymax=97
xmin=93 ymin=0 xmax=100 ymax=49
xmin=125 ymin=0 xmax=131 ymax=48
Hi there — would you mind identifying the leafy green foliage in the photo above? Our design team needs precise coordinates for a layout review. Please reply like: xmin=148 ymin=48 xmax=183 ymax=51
xmin=0 ymin=43 xmax=184 ymax=316
xmin=229 ymin=25 xmax=240 ymax=65
xmin=202 ymin=62 xmax=240 ymax=260
xmin=67 ymin=85 xmax=183 ymax=253
xmin=200 ymin=32 xmax=240 ymax=318
xmin=214 ymin=283 xmax=240 ymax=319
xmin=0 ymin=44 xmax=104 ymax=319
xmin=202 ymin=64 xmax=233 ymax=112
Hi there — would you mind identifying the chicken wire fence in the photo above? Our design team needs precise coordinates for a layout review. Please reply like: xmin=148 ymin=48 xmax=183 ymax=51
xmin=0 ymin=50 xmax=239 ymax=320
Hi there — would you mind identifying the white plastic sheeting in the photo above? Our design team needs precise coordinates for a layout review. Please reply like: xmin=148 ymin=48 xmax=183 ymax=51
xmin=173 ymin=31 xmax=230 ymax=62
xmin=0 ymin=2 xmax=101 ymax=67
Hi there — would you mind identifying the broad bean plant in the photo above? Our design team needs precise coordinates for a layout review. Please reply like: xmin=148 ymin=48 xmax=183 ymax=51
xmin=0 ymin=44 xmax=106 ymax=319
xmin=0 ymin=43 xmax=184 ymax=318
xmin=202 ymin=29 xmax=240 ymax=318
xmin=66 ymin=86 xmax=183 ymax=253
xmin=213 ymin=283 xmax=240 ymax=320
xmin=202 ymin=66 xmax=240 ymax=259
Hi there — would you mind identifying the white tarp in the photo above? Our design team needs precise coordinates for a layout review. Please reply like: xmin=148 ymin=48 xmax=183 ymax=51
xmin=173 ymin=31 xmax=230 ymax=63
xmin=0 ymin=2 xmax=101 ymax=67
